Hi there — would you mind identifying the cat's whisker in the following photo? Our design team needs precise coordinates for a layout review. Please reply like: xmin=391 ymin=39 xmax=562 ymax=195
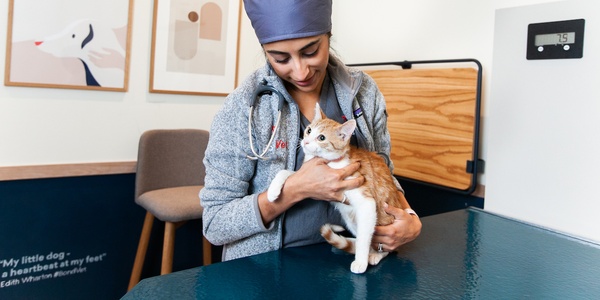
xmin=293 ymin=140 xmax=302 ymax=151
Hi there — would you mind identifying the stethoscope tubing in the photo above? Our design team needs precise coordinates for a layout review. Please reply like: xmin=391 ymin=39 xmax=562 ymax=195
xmin=246 ymin=80 xmax=286 ymax=160
xmin=247 ymin=105 xmax=282 ymax=160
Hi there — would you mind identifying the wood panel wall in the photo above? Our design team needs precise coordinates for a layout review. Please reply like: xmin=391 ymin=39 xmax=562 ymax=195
xmin=365 ymin=67 xmax=478 ymax=191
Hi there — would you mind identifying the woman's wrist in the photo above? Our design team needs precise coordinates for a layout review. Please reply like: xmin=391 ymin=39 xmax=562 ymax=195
xmin=404 ymin=208 xmax=418 ymax=217
xmin=279 ymin=172 xmax=309 ymax=204
xmin=257 ymin=177 xmax=304 ymax=225
xmin=408 ymin=211 xmax=422 ymax=240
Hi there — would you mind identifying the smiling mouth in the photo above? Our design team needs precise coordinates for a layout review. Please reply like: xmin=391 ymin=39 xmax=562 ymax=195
xmin=295 ymin=75 xmax=314 ymax=87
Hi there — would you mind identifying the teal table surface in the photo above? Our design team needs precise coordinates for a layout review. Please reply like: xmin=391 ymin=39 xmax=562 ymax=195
xmin=122 ymin=208 xmax=600 ymax=299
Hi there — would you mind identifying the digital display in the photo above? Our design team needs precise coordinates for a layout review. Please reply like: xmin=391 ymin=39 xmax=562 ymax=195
xmin=527 ymin=19 xmax=584 ymax=59
xmin=534 ymin=32 xmax=575 ymax=46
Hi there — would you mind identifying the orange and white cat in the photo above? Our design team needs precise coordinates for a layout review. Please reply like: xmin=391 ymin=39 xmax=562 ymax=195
xmin=267 ymin=103 xmax=402 ymax=274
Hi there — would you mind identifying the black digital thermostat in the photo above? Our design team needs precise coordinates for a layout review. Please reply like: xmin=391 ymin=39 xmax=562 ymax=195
xmin=527 ymin=19 xmax=585 ymax=60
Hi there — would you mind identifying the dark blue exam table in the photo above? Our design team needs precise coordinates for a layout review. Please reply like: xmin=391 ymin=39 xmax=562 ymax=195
xmin=122 ymin=208 xmax=600 ymax=299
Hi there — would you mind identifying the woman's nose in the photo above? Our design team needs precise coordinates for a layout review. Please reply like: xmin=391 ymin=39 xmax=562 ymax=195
xmin=292 ymin=59 xmax=309 ymax=80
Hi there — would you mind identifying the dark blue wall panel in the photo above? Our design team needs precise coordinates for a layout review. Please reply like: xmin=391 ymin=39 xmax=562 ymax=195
xmin=0 ymin=174 xmax=207 ymax=299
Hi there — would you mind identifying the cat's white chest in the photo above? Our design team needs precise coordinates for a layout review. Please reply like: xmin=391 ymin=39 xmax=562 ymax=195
xmin=327 ymin=159 xmax=350 ymax=170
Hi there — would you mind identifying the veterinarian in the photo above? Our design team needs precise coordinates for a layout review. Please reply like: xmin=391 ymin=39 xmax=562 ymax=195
xmin=200 ymin=0 xmax=421 ymax=261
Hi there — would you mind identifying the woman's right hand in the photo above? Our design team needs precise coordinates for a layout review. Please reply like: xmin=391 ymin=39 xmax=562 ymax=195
xmin=256 ymin=157 xmax=363 ymax=225
xmin=287 ymin=157 xmax=363 ymax=203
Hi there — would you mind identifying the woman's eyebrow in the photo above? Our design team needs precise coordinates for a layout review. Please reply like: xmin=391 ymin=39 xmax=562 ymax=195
xmin=299 ymin=38 xmax=321 ymax=51
xmin=265 ymin=38 xmax=322 ymax=56
xmin=265 ymin=49 xmax=288 ymax=56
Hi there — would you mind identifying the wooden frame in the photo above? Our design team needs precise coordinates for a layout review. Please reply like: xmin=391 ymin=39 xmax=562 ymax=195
xmin=355 ymin=59 xmax=483 ymax=194
xmin=4 ymin=0 xmax=133 ymax=92
xmin=149 ymin=0 xmax=242 ymax=96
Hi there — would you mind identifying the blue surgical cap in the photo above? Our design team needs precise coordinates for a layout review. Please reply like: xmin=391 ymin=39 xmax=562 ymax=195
xmin=243 ymin=0 xmax=333 ymax=44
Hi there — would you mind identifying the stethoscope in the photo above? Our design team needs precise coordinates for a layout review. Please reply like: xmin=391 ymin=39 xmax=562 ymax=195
xmin=246 ymin=79 xmax=286 ymax=160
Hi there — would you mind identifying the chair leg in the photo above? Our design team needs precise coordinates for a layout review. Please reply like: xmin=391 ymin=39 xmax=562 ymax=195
xmin=202 ymin=236 xmax=212 ymax=266
xmin=128 ymin=212 xmax=155 ymax=291
xmin=161 ymin=221 xmax=176 ymax=274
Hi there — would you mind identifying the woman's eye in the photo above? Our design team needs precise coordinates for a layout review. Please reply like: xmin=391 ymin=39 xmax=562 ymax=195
xmin=271 ymin=54 xmax=290 ymax=64
xmin=318 ymin=134 xmax=325 ymax=141
xmin=268 ymin=53 xmax=290 ymax=64
xmin=304 ymin=50 xmax=318 ymax=57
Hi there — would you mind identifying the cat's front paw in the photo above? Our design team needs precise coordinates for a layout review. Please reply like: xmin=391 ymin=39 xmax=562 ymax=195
xmin=350 ymin=260 xmax=368 ymax=274
xmin=267 ymin=170 xmax=294 ymax=202
xmin=266 ymin=186 xmax=281 ymax=202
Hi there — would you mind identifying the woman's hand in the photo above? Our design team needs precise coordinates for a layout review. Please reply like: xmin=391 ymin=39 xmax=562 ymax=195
xmin=257 ymin=157 xmax=363 ymax=225
xmin=371 ymin=202 xmax=422 ymax=252
xmin=288 ymin=157 xmax=364 ymax=202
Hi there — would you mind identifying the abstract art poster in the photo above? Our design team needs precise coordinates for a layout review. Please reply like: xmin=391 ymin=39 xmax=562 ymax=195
xmin=149 ymin=0 xmax=242 ymax=96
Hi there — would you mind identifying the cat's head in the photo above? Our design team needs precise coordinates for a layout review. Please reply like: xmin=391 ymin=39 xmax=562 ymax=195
xmin=301 ymin=103 xmax=355 ymax=160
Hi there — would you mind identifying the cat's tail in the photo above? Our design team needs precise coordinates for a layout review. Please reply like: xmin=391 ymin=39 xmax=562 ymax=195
xmin=320 ymin=223 xmax=355 ymax=254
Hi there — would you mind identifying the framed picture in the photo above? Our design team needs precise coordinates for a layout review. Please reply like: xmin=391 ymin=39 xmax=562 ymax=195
xmin=4 ymin=0 xmax=133 ymax=92
xmin=149 ymin=0 xmax=242 ymax=96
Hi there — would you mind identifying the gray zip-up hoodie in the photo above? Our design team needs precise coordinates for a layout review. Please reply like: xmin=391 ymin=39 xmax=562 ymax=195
xmin=200 ymin=55 xmax=401 ymax=261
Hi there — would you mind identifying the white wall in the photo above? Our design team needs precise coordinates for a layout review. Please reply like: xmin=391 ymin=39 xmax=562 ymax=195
xmin=486 ymin=0 xmax=600 ymax=242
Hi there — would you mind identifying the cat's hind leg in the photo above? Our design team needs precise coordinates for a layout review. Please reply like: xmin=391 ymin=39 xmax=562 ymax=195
xmin=368 ymin=249 xmax=389 ymax=265
xmin=348 ymin=194 xmax=377 ymax=274
xmin=320 ymin=224 xmax=355 ymax=254
xmin=267 ymin=170 xmax=294 ymax=202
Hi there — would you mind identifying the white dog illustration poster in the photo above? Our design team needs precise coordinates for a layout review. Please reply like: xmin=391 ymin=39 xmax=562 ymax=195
xmin=4 ymin=0 xmax=132 ymax=91
xmin=150 ymin=0 xmax=241 ymax=96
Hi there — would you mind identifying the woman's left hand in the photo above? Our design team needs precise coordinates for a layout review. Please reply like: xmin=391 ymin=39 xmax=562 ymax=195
xmin=371 ymin=202 xmax=422 ymax=252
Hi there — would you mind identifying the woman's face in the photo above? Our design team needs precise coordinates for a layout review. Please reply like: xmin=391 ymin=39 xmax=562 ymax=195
xmin=262 ymin=34 xmax=330 ymax=96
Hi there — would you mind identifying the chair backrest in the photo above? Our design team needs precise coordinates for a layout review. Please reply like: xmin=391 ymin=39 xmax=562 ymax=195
xmin=135 ymin=129 xmax=210 ymax=198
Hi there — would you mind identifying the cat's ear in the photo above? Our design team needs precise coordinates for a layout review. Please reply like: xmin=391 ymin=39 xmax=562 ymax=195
xmin=338 ymin=119 xmax=356 ymax=142
xmin=313 ymin=103 xmax=324 ymax=122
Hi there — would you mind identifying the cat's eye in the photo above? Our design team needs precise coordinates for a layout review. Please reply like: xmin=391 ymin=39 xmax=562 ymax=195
xmin=318 ymin=134 xmax=326 ymax=141
xmin=306 ymin=127 xmax=311 ymax=134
